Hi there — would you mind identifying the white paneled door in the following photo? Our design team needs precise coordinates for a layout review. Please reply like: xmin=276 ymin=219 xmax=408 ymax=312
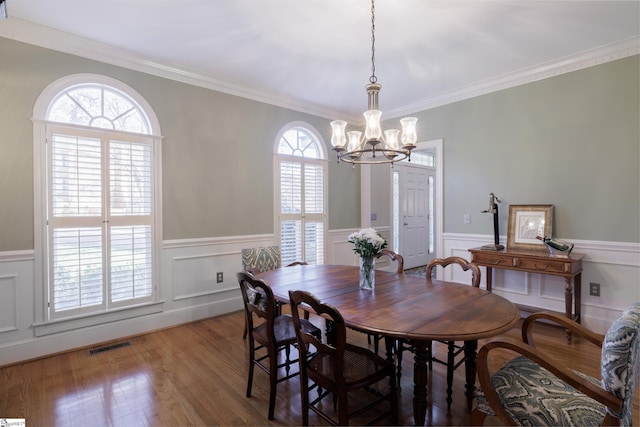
xmin=397 ymin=163 xmax=434 ymax=269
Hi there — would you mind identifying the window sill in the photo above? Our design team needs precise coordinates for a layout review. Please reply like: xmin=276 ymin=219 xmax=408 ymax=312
xmin=33 ymin=301 xmax=165 ymax=337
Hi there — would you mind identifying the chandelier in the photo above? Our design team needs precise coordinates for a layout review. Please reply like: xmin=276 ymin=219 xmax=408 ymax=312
xmin=330 ymin=0 xmax=418 ymax=165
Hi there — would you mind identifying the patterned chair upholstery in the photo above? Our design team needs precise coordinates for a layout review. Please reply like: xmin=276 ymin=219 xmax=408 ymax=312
xmin=472 ymin=303 xmax=640 ymax=426
xmin=241 ymin=246 xmax=281 ymax=275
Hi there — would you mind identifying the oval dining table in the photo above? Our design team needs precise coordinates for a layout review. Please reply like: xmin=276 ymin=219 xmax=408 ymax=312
xmin=257 ymin=263 xmax=520 ymax=426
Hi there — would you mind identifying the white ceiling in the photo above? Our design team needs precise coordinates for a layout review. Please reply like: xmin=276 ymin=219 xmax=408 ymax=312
xmin=1 ymin=1 xmax=639 ymax=122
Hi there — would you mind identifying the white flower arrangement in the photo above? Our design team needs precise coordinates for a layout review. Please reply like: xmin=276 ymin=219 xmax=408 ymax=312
xmin=347 ymin=228 xmax=388 ymax=259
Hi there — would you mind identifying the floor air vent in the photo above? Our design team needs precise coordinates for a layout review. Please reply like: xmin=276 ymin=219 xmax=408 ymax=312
xmin=88 ymin=341 xmax=131 ymax=355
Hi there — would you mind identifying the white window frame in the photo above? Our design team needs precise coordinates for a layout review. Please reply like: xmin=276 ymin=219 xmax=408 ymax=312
xmin=274 ymin=122 xmax=328 ymax=265
xmin=32 ymin=74 xmax=163 ymax=334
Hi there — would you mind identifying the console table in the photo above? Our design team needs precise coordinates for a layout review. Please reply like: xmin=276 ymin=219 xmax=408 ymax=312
xmin=469 ymin=247 xmax=584 ymax=338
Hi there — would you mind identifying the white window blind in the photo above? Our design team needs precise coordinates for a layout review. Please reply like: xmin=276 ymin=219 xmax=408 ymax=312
xmin=110 ymin=225 xmax=153 ymax=302
xmin=52 ymin=227 xmax=104 ymax=311
xmin=47 ymin=127 xmax=155 ymax=318
xmin=50 ymin=134 xmax=102 ymax=217
xmin=280 ymin=161 xmax=301 ymax=214
xmin=276 ymin=126 xmax=327 ymax=266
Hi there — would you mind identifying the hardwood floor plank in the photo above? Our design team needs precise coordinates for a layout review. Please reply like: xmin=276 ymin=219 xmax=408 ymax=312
xmin=0 ymin=309 xmax=637 ymax=426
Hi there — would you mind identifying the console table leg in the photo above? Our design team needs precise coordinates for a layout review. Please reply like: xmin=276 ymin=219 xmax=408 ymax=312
xmin=574 ymin=272 xmax=582 ymax=324
xmin=564 ymin=277 xmax=574 ymax=343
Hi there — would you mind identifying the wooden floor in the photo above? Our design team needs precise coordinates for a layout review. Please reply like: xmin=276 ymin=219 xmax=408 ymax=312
xmin=0 ymin=309 xmax=637 ymax=426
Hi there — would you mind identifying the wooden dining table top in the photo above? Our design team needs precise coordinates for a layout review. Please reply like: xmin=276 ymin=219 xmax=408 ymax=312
xmin=257 ymin=263 xmax=520 ymax=342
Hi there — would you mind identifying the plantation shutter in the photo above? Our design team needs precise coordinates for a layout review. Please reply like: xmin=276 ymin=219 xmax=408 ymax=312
xmin=280 ymin=161 xmax=302 ymax=263
xmin=109 ymin=140 xmax=153 ymax=303
xmin=47 ymin=126 xmax=154 ymax=318
xmin=303 ymin=163 xmax=324 ymax=264
xmin=279 ymin=159 xmax=324 ymax=265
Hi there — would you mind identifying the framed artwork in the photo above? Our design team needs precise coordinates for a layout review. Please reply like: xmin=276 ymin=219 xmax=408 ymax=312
xmin=507 ymin=204 xmax=554 ymax=251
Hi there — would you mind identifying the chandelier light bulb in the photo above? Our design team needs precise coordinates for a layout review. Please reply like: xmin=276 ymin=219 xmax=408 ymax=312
xmin=400 ymin=117 xmax=418 ymax=148
xmin=384 ymin=129 xmax=400 ymax=151
xmin=347 ymin=131 xmax=363 ymax=159
xmin=330 ymin=120 xmax=347 ymax=149
xmin=347 ymin=131 xmax=363 ymax=152
xmin=363 ymin=110 xmax=383 ymax=142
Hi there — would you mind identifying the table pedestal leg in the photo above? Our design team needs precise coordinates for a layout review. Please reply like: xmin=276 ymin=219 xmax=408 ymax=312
xmin=413 ymin=340 xmax=429 ymax=426
xmin=464 ymin=340 xmax=478 ymax=412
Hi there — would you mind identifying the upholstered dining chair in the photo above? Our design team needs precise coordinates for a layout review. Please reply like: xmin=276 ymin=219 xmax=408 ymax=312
xmin=472 ymin=303 xmax=640 ymax=426
xmin=393 ymin=256 xmax=481 ymax=408
xmin=241 ymin=246 xmax=281 ymax=276
xmin=241 ymin=246 xmax=282 ymax=338
xmin=288 ymin=289 xmax=398 ymax=426
xmin=240 ymin=246 xmax=308 ymax=338
xmin=237 ymin=272 xmax=321 ymax=421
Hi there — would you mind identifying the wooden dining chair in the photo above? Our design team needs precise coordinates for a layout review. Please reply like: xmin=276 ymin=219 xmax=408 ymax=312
xmin=427 ymin=257 xmax=481 ymax=410
xmin=472 ymin=303 xmax=640 ymax=426
xmin=237 ymin=272 xmax=321 ymax=420
xmin=288 ymin=289 xmax=398 ymax=426
xmin=368 ymin=250 xmax=405 ymax=354
xmin=376 ymin=249 xmax=404 ymax=274
xmin=394 ymin=256 xmax=481 ymax=409
xmin=240 ymin=246 xmax=308 ymax=338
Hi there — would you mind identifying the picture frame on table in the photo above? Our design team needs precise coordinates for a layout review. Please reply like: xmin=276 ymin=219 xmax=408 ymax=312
xmin=507 ymin=204 xmax=554 ymax=251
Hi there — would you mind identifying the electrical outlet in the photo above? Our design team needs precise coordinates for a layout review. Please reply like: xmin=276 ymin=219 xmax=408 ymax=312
xmin=216 ymin=272 xmax=223 ymax=283
xmin=589 ymin=282 xmax=600 ymax=297
xmin=463 ymin=213 xmax=470 ymax=224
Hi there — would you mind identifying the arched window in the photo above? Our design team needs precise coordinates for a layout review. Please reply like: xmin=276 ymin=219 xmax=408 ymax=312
xmin=275 ymin=124 xmax=327 ymax=265
xmin=33 ymin=75 xmax=161 ymax=322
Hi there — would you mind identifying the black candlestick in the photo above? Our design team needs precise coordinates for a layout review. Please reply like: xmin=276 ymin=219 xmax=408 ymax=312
xmin=481 ymin=193 xmax=505 ymax=251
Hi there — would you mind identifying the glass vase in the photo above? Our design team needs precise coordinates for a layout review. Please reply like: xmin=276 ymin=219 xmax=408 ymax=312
xmin=359 ymin=256 xmax=375 ymax=290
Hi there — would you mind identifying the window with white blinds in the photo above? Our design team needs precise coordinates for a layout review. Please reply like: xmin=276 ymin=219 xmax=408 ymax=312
xmin=276 ymin=126 xmax=327 ymax=266
xmin=43 ymin=81 xmax=157 ymax=320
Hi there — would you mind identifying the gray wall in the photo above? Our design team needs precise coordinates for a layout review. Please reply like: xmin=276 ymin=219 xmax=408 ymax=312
xmin=1 ymin=36 xmax=638 ymax=252
xmin=0 ymin=37 xmax=360 ymax=251
xmin=373 ymin=55 xmax=639 ymax=243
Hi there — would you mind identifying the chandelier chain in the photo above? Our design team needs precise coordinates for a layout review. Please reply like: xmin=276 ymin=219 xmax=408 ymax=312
xmin=370 ymin=0 xmax=377 ymax=84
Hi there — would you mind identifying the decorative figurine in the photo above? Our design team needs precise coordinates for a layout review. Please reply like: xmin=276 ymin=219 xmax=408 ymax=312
xmin=481 ymin=193 xmax=505 ymax=250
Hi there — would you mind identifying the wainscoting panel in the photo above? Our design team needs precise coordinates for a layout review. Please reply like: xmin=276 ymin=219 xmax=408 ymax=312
xmin=494 ymin=269 xmax=531 ymax=297
xmin=172 ymin=251 xmax=240 ymax=300
xmin=0 ymin=275 xmax=18 ymax=333
xmin=327 ymin=229 xmax=359 ymax=266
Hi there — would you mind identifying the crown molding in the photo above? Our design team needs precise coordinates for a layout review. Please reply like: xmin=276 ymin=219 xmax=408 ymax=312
xmin=0 ymin=18 xmax=336 ymax=119
xmin=2 ymin=18 xmax=638 ymax=120
xmin=386 ymin=36 xmax=640 ymax=119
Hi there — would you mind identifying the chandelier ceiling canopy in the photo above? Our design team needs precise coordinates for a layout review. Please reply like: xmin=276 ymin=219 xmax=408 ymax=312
xmin=330 ymin=0 xmax=418 ymax=166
